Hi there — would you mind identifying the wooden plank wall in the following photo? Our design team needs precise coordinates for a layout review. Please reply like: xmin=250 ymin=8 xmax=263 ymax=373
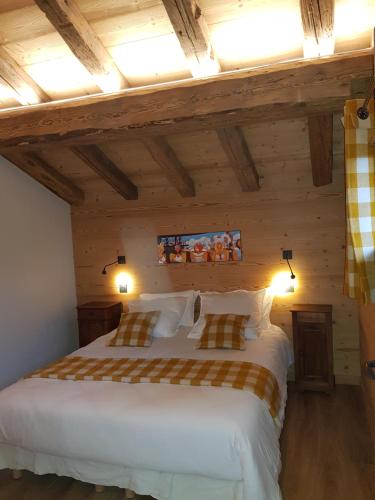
xmin=71 ymin=115 xmax=360 ymax=384
xmin=359 ymin=304 xmax=375 ymax=446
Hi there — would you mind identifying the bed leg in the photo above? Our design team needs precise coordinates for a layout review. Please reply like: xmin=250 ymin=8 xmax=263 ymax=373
xmin=95 ymin=485 xmax=105 ymax=493
xmin=125 ymin=489 xmax=136 ymax=499
xmin=12 ymin=469 xmax=22 ymax=480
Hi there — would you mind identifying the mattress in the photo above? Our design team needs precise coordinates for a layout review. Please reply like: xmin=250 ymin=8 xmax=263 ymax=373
xmin=0 ymin=325 xmax=292 ymax=500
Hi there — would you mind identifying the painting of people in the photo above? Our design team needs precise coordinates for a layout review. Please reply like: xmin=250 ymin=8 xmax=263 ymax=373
xmin=157 ymin=230 xmax=242 ymax=264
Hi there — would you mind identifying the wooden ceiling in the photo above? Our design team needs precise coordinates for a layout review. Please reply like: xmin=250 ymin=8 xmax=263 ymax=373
xmin=0 ymin=0 xmax=374 ymax=207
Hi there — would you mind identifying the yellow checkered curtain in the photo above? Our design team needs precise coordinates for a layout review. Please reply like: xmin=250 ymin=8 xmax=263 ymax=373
xmin=344 ymin=99 xmax=375 ymax=303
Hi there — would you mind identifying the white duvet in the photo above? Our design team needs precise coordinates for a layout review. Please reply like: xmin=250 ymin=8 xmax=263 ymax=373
xmin=0 ymin=326 xmax=292 ymax=500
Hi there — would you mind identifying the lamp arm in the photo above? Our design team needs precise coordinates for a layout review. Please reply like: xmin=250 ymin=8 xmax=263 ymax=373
xmin=101 ymin=260 xmax=118 ymax=275
xmin=286 ymin=258 xmax=295 ymax=279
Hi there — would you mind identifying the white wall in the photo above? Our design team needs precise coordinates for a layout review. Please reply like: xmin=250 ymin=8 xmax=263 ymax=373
xmin=0 ymin=156 xmax=78 ymax=389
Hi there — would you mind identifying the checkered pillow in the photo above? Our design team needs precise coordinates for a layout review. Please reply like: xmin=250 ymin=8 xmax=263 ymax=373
xmin=108 ymin=311 xmax=160 ymax=347
xmin=197 ymin=313 xmax=249 ymax=350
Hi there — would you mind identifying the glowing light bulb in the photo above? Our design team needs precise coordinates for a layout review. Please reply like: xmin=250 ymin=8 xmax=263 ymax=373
xmin=115 ymin=272 xmax=134 ymax=294
xmin=271 ymin=272 xmax=298 ymax=296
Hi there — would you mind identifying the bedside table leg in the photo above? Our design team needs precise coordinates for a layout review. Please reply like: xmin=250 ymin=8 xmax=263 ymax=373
xmin=95 ymin=484 xmax=105 ymax=493
xmin=12 ymin=469 xmax=22 ymax=480
xmin=125 ymin=489 xmax=136 ymax=498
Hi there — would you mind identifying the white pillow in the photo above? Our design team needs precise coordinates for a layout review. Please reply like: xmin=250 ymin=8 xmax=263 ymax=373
xmin=139 ymin=290 xmax=199 ymax=327
xmin=260 ymin=287 xmax=274 ymax=329
xmin=188 ymin=289 xmax=267 ymax=340
xmin=128 ymin=297 xmax=187 ymax=337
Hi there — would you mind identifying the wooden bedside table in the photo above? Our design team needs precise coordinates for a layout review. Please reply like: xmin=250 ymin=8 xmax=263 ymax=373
xmin=291 ymin=304 xmax=334 ymax=392
xmin=77 ymin=302 xmax=123 ymax=347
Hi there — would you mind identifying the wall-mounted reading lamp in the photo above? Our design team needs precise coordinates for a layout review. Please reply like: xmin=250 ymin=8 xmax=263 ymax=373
xmin=101 ymin=256 xmax=126 ymax=275
xmin=101 ymin=256 xmax=129 ymax=293
xmin=271 ymin=250 xmax=297 ymax=295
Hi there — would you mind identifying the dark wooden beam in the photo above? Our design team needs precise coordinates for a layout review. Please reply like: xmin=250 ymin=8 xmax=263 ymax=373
xmin=307 ymin=113 xmax=333 ymax=186
xmin=72 ymin=144 xmax=138 ymax=200
xmin=162 ymin=0 xmax=220 ymax=77
xmin=2 ymin=151 xmax=84 ymax=205
xmin=0 ymin=46 xmax=50 ymax=104
xmin=217 ymin=127 xmax=259 ymax=191
xmin=0 ymin=50 xmax=371 ymax=150
xmin=143 ymin=137 xmax=195 ymax=197
xmin=299 ymin=0 xmax=335 ymax=57
xmin=34 ymin=0 xmax=127 ymax=92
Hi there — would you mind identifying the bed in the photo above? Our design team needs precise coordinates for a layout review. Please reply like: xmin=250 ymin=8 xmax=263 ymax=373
xmin=0 ymin=322 xmax=292 ymax=500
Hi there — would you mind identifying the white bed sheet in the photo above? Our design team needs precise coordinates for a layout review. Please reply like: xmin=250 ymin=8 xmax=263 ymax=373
xmin=0 ymin=326 xmax=292 ymax=500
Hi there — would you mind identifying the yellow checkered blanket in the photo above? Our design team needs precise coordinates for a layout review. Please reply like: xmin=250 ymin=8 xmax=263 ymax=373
xmin=26 ymin=356 xmax=281 ymax=419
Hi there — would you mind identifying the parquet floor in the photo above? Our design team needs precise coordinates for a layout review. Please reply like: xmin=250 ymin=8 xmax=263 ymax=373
xmin=0 ymin=385 xmax=374 ymax=499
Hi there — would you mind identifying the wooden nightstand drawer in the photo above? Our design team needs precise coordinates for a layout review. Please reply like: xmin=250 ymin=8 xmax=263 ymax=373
xmin=298 ymin=323 xmax=325 ymax=335
xmin=296 ymin=312 xmax=326 ymax=323
xmin=78 ymin=308 xmax=110 ymax=320
xmin=77 ymin=302 xmax=123 ymax=347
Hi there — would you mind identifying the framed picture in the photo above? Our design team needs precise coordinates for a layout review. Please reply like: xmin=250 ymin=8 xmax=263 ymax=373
xmin=157 ymin=230 xmax=242 ymax=264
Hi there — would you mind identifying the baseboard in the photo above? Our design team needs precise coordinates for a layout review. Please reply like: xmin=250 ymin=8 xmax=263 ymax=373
xmin=335 ymin=374 xmax=361 ymax=385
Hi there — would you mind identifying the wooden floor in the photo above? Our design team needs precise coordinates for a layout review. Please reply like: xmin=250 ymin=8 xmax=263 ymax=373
xmin=280 ymin=385 xmax=375 ymax=500
xmin=0 ymin=385 xmax=374 ymax=500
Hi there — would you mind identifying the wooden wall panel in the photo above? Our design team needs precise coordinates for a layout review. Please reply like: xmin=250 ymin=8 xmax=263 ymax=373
xmin=359 ymin=304 xmax=375 ymax=447
xmin=71 ymin=116 xmax=360 ymax=383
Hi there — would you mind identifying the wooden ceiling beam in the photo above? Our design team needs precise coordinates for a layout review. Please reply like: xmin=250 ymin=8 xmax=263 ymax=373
xmin=162 ymin=0 xmax=220 ymax=77
xmin=0 ymin=46 xmax=50 ymax=104
xmin=307 ymin=113 xmax=333 ymax=186
xmin=299 ymin=0 xmax=335 ymax=57
xmin=0 ymin=46 xmax=86 ymax=205
xmin=2 ymin=151 xmax=84 ymax=205
xmin=0 ymin=47 xmax=137 ymax=202
xmin=217 ymin=127 xmax=260 ymax=192
xmin=72 ymin=145 xmax=138 ymax=200
xmin=0 ymin=50 xmax=371 ymax=150
xmin=143 ymin=137 xmax=195 ymax=197
xmin=34 ymin=0 xmax=127 ymax=92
